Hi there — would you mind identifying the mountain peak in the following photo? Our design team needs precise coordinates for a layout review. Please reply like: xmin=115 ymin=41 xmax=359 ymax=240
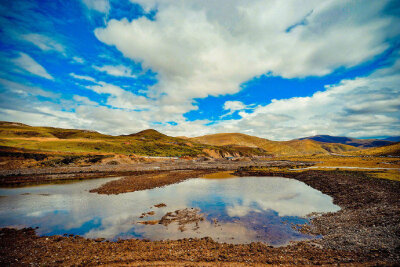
xmin=130 ymin=129 xmax=167 ymax=139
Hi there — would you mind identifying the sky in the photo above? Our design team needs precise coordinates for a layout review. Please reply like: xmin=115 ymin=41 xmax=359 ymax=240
xmin=0 ymin=0 xmax=399 ymax=140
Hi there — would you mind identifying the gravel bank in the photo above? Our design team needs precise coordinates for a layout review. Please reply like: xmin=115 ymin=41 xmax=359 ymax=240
xmin=0 ymin=169 xmax=398 ymax=265
xmin=234 ymin=169 xmax=400 ymax=263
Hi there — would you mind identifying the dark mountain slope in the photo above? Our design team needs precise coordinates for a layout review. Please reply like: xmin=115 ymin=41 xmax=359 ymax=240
xmin=298 ymin=135 xmax=394 ymax=148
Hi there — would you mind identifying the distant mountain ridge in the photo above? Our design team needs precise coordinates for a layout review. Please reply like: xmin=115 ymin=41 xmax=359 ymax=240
xmin=190 ymin=133 xmax=358 ymax=156
xmin=382 ymin=136 xmax=400 ymax=142
xmin=297 ymin=135 xmax=396 ymax=148
xmin=1 ymin=121 xmax=397 ymax=157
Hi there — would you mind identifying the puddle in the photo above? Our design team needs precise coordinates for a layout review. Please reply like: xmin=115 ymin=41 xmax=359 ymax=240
xmin=0 ymin=176 xmax=340 ymax=246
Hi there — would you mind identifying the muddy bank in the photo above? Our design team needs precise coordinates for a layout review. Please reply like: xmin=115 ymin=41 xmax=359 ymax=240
xmin=0 ymin=227 xmax=370 ymax=266
xmin=0 ymin=160 xmax=311 ymax=186
xmin=90 ymin=170 xmax=216 ymax=194
xmin=235 ymin=169 xmax=400 ymax=263
xmin=0 ymin=169 xmax=398 ymax=265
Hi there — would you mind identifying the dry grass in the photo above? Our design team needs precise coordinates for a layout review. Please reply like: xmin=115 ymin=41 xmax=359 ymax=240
xmin=0 ymin=122 xmax=265 ymax=158
xmin=276 ymin=154 xmax=400 ymax=168
xmin=190 ymin=133 xmax=358 ymax=156
xmin=347 ymin=143 xmax=400 ymax=157
xmin=369 ymin=170 xmax=400 ymax=182
xmin=272 ymin=155 xmax=400 ymax=182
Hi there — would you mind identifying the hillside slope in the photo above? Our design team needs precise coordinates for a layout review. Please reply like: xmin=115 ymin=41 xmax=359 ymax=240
xmin=191 ymin=133 xmax=358 ymax=156
xmin=348 ymin=143 xmax=400 ymax=157
xmin=0 ymin=122 xmax=265 ymax=158
xmin=298 ymin=135 xmax=394 ymax=148
xmin=382 ymin=136 xmax=400 ymax=142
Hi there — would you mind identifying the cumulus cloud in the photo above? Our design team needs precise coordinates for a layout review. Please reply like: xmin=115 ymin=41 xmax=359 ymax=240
xmin=2 ymin=57 xmax=399 ymax=139
xmin=221 ymin=100 xmax=253 ymax=118
xmin=3 ymin=58 xmax=399 ymax=139
xmin=93 ymin=65 xmax=137 ymax=78
xmin=95 ymin=0 xmax=397 ymax=116
xmin=83 ymin=80 xmax=151 ymax=110
xmin=0 ymin=78 xmax=150 ymax=134
xmin=1 ymin=1 xmax=398 ymax=140
xmin=224 ymin=101 xmax=247 ymax=112
xmin=210 ymin=64 xmax=400 ymax=140
xmin=11 ymin=52 xmax=54 ymax=80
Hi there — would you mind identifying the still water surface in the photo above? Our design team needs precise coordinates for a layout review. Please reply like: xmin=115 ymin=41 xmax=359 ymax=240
xmin=0 ymin=176 xmax=340 ymax=246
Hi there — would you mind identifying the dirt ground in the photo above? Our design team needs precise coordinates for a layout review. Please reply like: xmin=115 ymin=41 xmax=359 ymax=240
xmin=235 ymin=169 xmax=400 ymax=263
xmin=90 ymin=169 xmax=216 ymax=194
xmin=0 ymin=169 xmax=399 ymax=265
xmin=0 ymin=227 xmax=371 ymax=266
xmin=0 ymin=159 xmax=310 ymax=186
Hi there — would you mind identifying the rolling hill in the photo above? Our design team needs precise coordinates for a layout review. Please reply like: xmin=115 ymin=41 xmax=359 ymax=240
xmin=297 ymin=135 xmax=394 ymax=148
xmin=4 ymin=121 xmax=397 ymax=158
xmin=0 ymin=122 xmax=265 ymax=158
xmin=348 ymin=142 xmax=400 ymax=157
xmin=190 ymin=133 xmax=359 ymax=156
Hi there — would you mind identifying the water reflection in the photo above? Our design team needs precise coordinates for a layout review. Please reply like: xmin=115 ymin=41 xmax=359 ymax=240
xmin=0 ymin=176 xmax=340 ymax=246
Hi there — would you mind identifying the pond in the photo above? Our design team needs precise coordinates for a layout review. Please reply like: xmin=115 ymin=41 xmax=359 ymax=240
xmin=0 ymin=176 xmax=340 ymax=246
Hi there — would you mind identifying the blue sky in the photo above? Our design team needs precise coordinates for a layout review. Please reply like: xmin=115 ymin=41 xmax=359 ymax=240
xmin=0 ymin=0 xmax=399 ymax=140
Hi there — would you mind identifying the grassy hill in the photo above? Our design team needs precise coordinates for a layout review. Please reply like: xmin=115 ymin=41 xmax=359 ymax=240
xmin=348 ymin=143 xmax=400 ymax=157
xmin=190 ymin=133 xmax=359 ymax=156
xmin=0 ymin=122 xmax=266 ymax=158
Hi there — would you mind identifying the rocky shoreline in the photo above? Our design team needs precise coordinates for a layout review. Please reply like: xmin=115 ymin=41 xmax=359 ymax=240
xmin=235 ymin=169 xmax=400 ymax=263
xmin=89 ymin=169 xmax=217 ymax=194
xmin=0 ymin=227 xmax=370 ymax=266
xmin=0 ymin=168 xmax=399 ymax=265
xmin=0 ymin=159 xmax=311 ymax=186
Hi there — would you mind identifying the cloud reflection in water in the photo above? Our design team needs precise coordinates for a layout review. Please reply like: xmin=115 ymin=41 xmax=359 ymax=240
xmin=0 ymin=176 xmax=340 ymax=246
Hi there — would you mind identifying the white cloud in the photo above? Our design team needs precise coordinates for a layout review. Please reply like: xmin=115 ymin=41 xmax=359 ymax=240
xmin=73 ymin=95 xmax=97 ymax=106
xmin=0 ymin=78 xmax=58 ymax=99
xmin=11 ymin=52 xmax=54 ymax=80
xmin=93 ymin=65 xmax=137 ymax=78
xmin=86 ymin=81 xmax=150 ymax=110
xmin=1 ymin=1 xmax=398 ymax=139
xmin=70 ymin=72 xmax=151 ymax=111
xmin=72 ymin=56 xmax=85 ymax=64
xmin=82 ymin=0 xmax=110 ymax=14
xmin=87 ymin=81 xmax=126 ymax=95
xmin=224 ymin=101 xmax=246 ymax=112
xmin=3 ymin=60 xmax=399 ymax=139
xmin=210 ymin=64 xmax=400 ymax=140
xmin=70 ymin=73 xmax=96 ymax=82
xmin=21 ymin=33 xmax=66 ymax=55
xmin=95 ymin=0 xmax=397 ymax=116
xmin=1 ymin=58 xmax=398 ymax=139
xmin=0 ymin=107 xmax=87 ymax=130
xmin=221 ymin=100 xmax=252 ymax=118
